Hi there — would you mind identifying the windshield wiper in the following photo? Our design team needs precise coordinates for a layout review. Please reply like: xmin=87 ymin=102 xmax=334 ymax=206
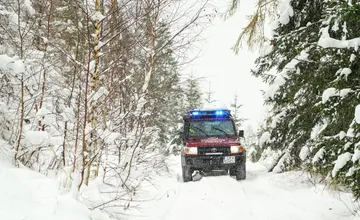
xmin=191 ymin=126 xmax=209 ymax=137
xmin=212 ymin=127 xmax=230 ymax=137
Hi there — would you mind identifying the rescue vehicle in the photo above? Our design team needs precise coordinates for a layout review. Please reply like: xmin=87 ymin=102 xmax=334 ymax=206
xmin=181 ymin=109 xmax=246 ymax=182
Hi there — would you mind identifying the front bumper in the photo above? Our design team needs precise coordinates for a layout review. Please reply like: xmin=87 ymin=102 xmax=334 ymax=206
xmin=181 ymin=154 xmax=246 ymax=170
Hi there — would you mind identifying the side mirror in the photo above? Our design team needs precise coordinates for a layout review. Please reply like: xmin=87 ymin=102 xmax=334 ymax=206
xmin=239 ymin=130 xmax=244 ymax=138
xmin=180 ymin=131 xmax=186 ymax=144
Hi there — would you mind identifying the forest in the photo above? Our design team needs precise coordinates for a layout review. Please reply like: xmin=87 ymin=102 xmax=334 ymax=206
xmin=1 ymin=0 xmax=360 ymax=218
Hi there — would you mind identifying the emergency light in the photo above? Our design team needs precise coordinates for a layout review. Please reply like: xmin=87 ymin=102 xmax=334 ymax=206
xmin=188 ymin=109 xmax=231 ymax=118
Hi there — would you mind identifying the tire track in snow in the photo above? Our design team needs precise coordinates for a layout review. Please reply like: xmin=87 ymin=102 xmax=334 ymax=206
xmin=127 ymin=157 xmax=355 ymax=220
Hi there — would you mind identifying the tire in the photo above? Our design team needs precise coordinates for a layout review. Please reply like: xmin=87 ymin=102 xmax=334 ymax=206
xmin=182 ymin=166 xmax=192 ymax=182
xmin=236 ymin=163 xmax=246 ymax=180
xmin=229 ymin=168 xmax=236 ymax=176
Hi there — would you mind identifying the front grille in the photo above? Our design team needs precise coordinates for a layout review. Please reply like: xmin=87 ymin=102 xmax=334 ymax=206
xmin=198 ymin=146 xmax=230 ymax=156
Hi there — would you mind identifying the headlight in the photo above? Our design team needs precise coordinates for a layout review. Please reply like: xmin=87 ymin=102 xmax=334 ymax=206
xmin=184 ymin=147 xmax=198 ymax=155
xmin=231 ymin=146 xmax=244 ymax=154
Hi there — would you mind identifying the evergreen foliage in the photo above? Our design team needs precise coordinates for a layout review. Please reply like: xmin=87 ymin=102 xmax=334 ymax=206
xmin=251 ymin=0 xmax=360 ymax=199
xmin=184 ymin=72 xmax=203 ymax=110
xmin=229 ymin=92 xmax=244 ymax=128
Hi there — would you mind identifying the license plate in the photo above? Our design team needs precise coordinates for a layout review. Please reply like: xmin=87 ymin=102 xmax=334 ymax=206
xmin=223 ymin=156 xmax=235 ymax=164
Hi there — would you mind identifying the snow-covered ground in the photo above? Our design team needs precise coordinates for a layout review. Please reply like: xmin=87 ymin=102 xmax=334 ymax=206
xmin=125 ymin=156 xmax=359 ymax=220
xmin=1 ymin=138 xmax=359 ymax=220
xmin=0 ymin=140 xmax=113 ymax=220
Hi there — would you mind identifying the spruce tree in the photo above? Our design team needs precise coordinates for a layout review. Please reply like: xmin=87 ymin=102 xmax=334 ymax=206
xmin=250 ymin=0 xmax=360 ymax=198
xmin=229 ymin=91 xmax=244 ymax=128
xmin=252 ymin=0 xmax=325 ymax=170
xmin=204 ymin=82 xmax=215 ymax=105
xmin=184 ymin=72 xmax=202 ymax=110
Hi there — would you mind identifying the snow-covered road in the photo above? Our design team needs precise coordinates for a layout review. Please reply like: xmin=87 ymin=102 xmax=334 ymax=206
xmin=128 ymin=156 xmax=358 ymax=220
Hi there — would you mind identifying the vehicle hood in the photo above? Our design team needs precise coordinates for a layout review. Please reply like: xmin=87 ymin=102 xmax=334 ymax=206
xmin=185 ymin=136 xmax=240 ymax=147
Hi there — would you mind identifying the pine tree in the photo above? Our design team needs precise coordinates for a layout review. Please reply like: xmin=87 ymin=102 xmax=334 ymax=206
xmin=204 ymin=82 xmax=215 ymax=105
xmin=229 ymin=91 xmax=244 ymax=128
xmin=184 ymin=72 xmax=202 ymax=110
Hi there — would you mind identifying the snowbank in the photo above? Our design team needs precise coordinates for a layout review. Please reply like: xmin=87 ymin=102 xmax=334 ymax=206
xmin=0 ymin=140 xmax=114 ymax=220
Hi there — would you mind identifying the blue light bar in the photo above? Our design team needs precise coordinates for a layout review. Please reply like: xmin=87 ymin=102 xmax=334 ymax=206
xmin=188 ymin=109 xmax=231 ymax=118
xmin=215 ymin=110 xmax=224 ymax=116
xmin=192 ymin=111 xmax=200 ymax=116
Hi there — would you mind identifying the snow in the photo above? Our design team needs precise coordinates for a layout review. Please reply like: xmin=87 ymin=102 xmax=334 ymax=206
xmin=201 ymin=101 xmax=228 ymax=110
xmin=259 ymin=40 xmax=273 ymax=56
xmin=312 ymin=148 xmax=325 ymax=164
xmin=347 ymin=127 xmax=355 ymax=137
xmin=23 ymin=131 xmax=50 ymax=147
xmin=50 ymin=136 xmax=64 ymax=146
xmin=265 ymin=75 xmax=286 ymax=99
xmin=320 ymin=87 xmax=352 ymax=103
xmin=352 ymin=147 xmax=360 ymax=163
xmin=332 ymin=20 xmax=339 ymax=32
xmin=355 ymin=104 xmax=360 ymax=124
xmin=101 ymin=129 xmax=120 ymax=145
xmin=1 ymin=137 xmax=359 ymax=220
xmin=24 ymin=0 xmax=35 ymax=14
xmin=0 ymin=169 xmax=112 ymax=220
xmin=36 ymin=107 xmax=51 ymax=117
xmin=273 ymin=152 xmax=289 ymax=173
xmin=299 ymin=145 xmax=310 ymax=161
xmin=332 ymin=152 xmax=352 ymax=177
xmin=344 ymin=142 xmax=352 ymax=151
xmin=278 ymin=0 xmax=294 ymax=25
xmin=322 ymin=87 xmax=338 ymax=103
xmin=319 ymin=26 xmax=360 ymax=50
xmin=259 ymin=131 xmax=271 ymax=148
xmin=342 ymin=22 xmax=348 ymax=40
xmin=311 ymin=122 xmax=328 ymax=139
xmin=339 ymin=68 xmax=352 ymax=80
xmin=95 ymin=41 xmax=105 ymax=50
xmin=89 ymin=87 xmax=109 ymax=102
xmin=8 ymin=12 xmax=18 ymax=31
xmin=61 ymin=107 xmax=75 ymax=123
xmin=0 ymin=142 xmax=114 ymax=220
xmin=350 ymin=54 xmax=356 ymax=62
xmin=0 ymin=54 xmax=25 ymax=74
xmin=0 ymin=101 xmax=7 ymax=113
xmin=294 ymin=88 xmax=306 ymax=103
xmin=124 ymin=156 xmax=357 ymax=220
xmin=89 ymin=60 xmax=96 ymax=72
xmin=271 ymin=110 xmax=286 ymax=128
xmin=265 ymin=50 xmax=309 ymax=100
xmin=336 ymin=132 xmax=346 ymax=141
xmin=43 ymin=113 xmax=57 ymax=126
xmin=258 ymin=148 xmax=283 ymax=172
xmin=91 ymin=11 xmax=105 ymax=21
xmin=340 ymin=88 xmax=352 ymax=97
xmin=346 ymin=167 xmax=354 ymax=177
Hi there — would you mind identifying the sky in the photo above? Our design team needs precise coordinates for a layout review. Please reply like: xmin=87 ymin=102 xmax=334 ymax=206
xmin=182 ymin=0 xmax=269 ymax=131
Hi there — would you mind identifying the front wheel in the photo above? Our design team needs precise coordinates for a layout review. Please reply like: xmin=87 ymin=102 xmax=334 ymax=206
xmin=236 ymin=163 xmax=246 ymax=180
xmin=182 ymin=166 xmax=192 ymax=182
xmin=229 ymin=168 xmax=236 ymax=176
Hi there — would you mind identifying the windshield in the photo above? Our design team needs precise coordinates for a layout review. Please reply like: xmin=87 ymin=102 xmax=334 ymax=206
xmin=188 ymin=119 xmax=236 ymax=137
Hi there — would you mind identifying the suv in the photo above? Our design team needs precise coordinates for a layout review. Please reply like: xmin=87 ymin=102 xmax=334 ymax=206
xmin=181 ymin=109 xmax=246 ymax=182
